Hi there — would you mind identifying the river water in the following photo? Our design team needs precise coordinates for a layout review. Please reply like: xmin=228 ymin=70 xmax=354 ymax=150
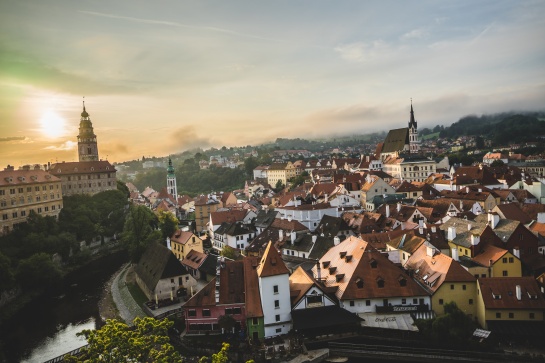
xmin=0 ymin=251 xmax=127 ymax=363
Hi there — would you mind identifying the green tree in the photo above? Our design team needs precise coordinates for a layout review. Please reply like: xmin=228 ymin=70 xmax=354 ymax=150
xmin=0 ymin=252 xmax=15 ymax=294
xmin=121 ymin=205 xmax=161 ymax=262
xmin=117 ymin=180 xmax=130 ymax=198
xmin=490 ymin=159 xmax=505 ymax=167
xmin=16 ymin=253 xmax=61 ymax=289
xmin=158 ymin=211 xmax=179 ymax=241
xmin=431 ymin=302 xmax=476 ymax=341
xmin=244 ymin=156 xmax=259 ymax=177
xmin=274 ymin=180 xmax=285 ymax=192
xmin=217 ymin=315 xmax=236 ymax=333
xmin=220 ymin=245 xmax=237 ymax=260
xmin=63 ymin=317 xmax=182 ymax=363
xmin=199 ymin=342 xmax=229 ymax=363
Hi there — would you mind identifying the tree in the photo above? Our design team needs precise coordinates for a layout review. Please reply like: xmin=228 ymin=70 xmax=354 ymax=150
xmin=244 ymin=156 xmax=259 ymax=177
xmin=0 ymin=252 xmax=15 ymax=294
xmin=121 ymin=205 xmax=161 ymax=262
xmin=117 ymin=180 xmax=130 ymax=198
xmin=158 ymin=211 xmax=179 ymax=241
xmin=16 ymin=253 xmax=61 ymax=289
xmin=490 ymin=159 xmax=505 ymax=167
xmin=63 ymin=317 xmax=182 ymax=363
xmin=431 ymin=302 xmax=476 ymax=341
xmin=274 ymin=180 xmax=285 ymax=192
xmin=220 ymin=245 xmax=237 ymax=260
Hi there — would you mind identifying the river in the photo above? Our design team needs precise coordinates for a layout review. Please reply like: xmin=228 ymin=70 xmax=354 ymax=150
xmin=0 ymin=251 xmax=127 ymax=363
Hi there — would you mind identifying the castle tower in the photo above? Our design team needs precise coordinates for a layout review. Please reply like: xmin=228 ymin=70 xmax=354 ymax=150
xmin=167 ymin=156 xmax=178 ymax=201
xmin=408 ymin=101 xmax=420 ymax=154
xmin=77 ymin=100 xmax=99 ymax=162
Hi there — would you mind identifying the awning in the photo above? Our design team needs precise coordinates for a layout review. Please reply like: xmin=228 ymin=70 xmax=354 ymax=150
xmin=358 ymin=313 xmax=419 ymax=332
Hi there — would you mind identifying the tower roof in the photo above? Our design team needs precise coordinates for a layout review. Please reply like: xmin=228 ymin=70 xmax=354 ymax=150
xmin=408 ymin=101 xmax=417 ymax=129
xmin=81 ymin=100 xmax=89 ymax=117
xmin=257 ymin=241 xmax=289 ymax=277
xmin=167 ymin=157 xmax=175 ymax=176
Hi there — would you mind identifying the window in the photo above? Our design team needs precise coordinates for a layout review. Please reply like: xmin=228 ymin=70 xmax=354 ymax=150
xmin=18 ymin=187 xmax=23 ymax=193
xmin=274 ymin=300 xmax=279 ymax=309
xmin=10 ymin=189 xmax=15 ymax=194
xmin=462 ymin=284 xmax=466 ymax=290
xmin=402 ymin=298 xmax=406 ymax=304
xmin=12 ymin=212 xmax=17 ymax=218
xmin=275 ymin=314 xmax=280 ymax=322
xmin=2 ymin=214 xmax=7 ymax=220
xmin=252 ymin=318 xmax=258 ymax=325
xmin=21 ymin=211 xmax=26 ymax=217
xmin=530 ymin=313 xmax=535 ymax=319
xmin=502 ymin=270 xmax=508 ymax=277
xmin=439 ymin=299 xmax=444 ymax=305
xmin=509 ymin=257 xmax=514 ymax=263
xmin=0 ymin=190 xmax=4 ymax=195
xmin=273 ymin=285 xmax=278 ymax=294
xmin=171 ymin=278 xmax=174 ymax=283
xmin=276 ymin=328 xmax=282 ymax=333
xmin=502 ymin=257 xmax=507 ymax=263
xmin=413 ymin=299 xmax=417 ymax=304
xmin=233 ymin=307 xmax=241 ymax=315
xmin=496 ymin=312 xmax=501 ymax=319
xmin=469 ymin=299 xmax=473 ymax=305
xmin=366 ymin=300 xmax=371 ymax=306
xmin=349 ymin=300 xmax=355 ymax=307
xmin=508 ymin=312 xmax=514 ymax=319
xmin=202 ymin=309 xmax=211 ymax=317
xmin=188 ymin=310 xmax=196 ymax=317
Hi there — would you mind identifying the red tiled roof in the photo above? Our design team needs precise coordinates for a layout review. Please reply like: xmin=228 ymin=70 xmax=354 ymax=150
xmin=257 ymin=242 xmax=289 ymax=277
xmin=478 ymin=277 xmax=545 ymax=310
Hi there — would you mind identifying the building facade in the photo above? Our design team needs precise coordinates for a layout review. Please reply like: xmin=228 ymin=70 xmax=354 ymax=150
xmin=0 ymin=165 xmax=63 ymax=235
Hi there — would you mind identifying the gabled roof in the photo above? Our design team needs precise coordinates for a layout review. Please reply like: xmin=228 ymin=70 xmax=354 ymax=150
xmin=493 ymin=203 xmax=532 ymax=224
xmin=254 ymin=209 xmax=279 ymax=229
xmin=0 ymin=168 xmax=61 ymax=186
xmin=135 ymin=243 xmax=189 ymax=293
xmin=478 ymin=277 xmax=545 ymax=310
xmin=184 ymin=278 xmax=217 ymax=307
xmin=315 ymin=215 xmax=351 ymax=238
xmin=405 ymin=243 xmax=476 ymax=294
xmin=210 ymin=209 xmax=247 ymax=226
xmin=257 ymin=242 xmax=290 ymax=277
xmin=387 ymin=234 xmax=426 ymax=255
xmin=382 ymin=128 xmax=409 ymax=153
xmin=219 ymin=260 xmax=246 ymax=304
xmin=171 ymin=230 xmax=197 ymax=245
xmin=181 ymin=249 xmax=208 ymax=269
xmin=472 ymin=245 xmax=509 ymax=267
xmin=49 ymin=160 xmax=116 ymax=175
xmin=243 ymin=256 xmax=263 ymax=318
xmin=289 ymin=266 xmax=317 ymax=307
xmin=452 ymin=166 xmax=501 ymax=186
xmin=312 ymin=236 xmax=428 ymax=301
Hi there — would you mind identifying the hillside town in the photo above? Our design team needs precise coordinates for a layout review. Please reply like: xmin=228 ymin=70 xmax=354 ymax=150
xmin=2 ymin=102 xmax=545 ymax=362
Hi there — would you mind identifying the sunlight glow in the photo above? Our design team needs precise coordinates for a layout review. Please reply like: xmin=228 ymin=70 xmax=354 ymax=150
xmin=39 ymin=110 xmax=66 ymax=138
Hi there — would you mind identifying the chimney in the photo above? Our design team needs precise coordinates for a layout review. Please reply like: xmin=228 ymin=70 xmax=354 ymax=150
xmin=459 ymin=199 xmax=463 ymax=211
xmin=470 ymin=234 xmax=480 ymax=246
xmin=278 ymin=229 xmax=284 ymax=240
xmin=324 ymin=193 xmax=328 ymax=203
xmin=291 ymin=231 xmax=296 ymax=243
xmin=516 ymin=285 xmax=522 ymax=301
xmin=166 ymin=237 xmax=171 ymax=250
xmin=334 ymin=236 xmax=340 ymax=246
xmin=478 ymin=188 xmax=482 ymax=193
xmin=431 ymin=226 xmax=437 ymax=233
xmin=316 ymin=260 xmax=321 ymax=281
xmin=467 ymin=223 xmax=472 ymax=231
xmin=386 ymin=204 xmax=390 ymax=218
xmin=312 ymin=235 xmax=317 ymax=243
xmin=487 ymin=212 xmax=499 ymax=229
xmin=287 ymin=215 xmax=292 ymax=222
xmin=397 ymin=202 xmax=401 ymax=212
xmin=366 ymin=155 xmax=370 ymax=162
xmin=451 ymin=248 xmax=459 ymax=261
xmin=447 ymin=226 xmax=457 ymax=241
xmin=466 ymin=187 xmax=470 ymax=193
xmin=513 ymin=247 xmax=520 ymax=258
xmin=426 ymin=244 xmax=435 ymax=257
xmin=537 ymin=212 xmax=545 ymax=224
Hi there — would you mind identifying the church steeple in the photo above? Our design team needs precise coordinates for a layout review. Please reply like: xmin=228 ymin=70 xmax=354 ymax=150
xmin=166 ymin=156 xmax=178 ymax=202
xmin=77 ymin=99 xmax=99 ymax=162
xmin=408 ymin=99 xmax=420 ymax=154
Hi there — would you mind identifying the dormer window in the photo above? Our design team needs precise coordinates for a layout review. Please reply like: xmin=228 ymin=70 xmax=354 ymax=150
xmin=370 ymin=258 xmax=378 ymax=268
xmin=329 ymin=266 xmax=337 ymax=274
xmin=336 ymin=274 xmax=345 ymax=282
xmin=356 ymin=278 xmax=364 ymax=289
xmin=377 ymin=277 xmax=385 ymax=288
xmin=492 ymin=292 xmax=501 ymax=300
xmin=398 ymin=276 xmax=407 ymax=287
xmin=345 ymin=255 xmax=353 ymax=262
xmin=322 ymin=261 xmax=330 ymax=268
xmin=339 ymin=251 xmax=347 ymax=258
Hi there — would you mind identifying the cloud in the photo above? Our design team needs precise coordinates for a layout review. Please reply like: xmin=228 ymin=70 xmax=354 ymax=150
xmin=167 ymin=125 xmax=217 ymax=153
xmin=400 ymin=28 xmax=429 ymax=40
xmin=0 ymin=136 xmax=26 ymax=142
xmin=44 ymin=141 xmax=76 ymax=151
xmin=334 ymin=41 xmax=389 ymax=63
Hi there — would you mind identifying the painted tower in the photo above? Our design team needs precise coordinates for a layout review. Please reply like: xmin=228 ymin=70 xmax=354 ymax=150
xmin=257 ymin=242 xmax=292 ymax=337
xmin=408 ymin=101 xmax=420 ymax=154
xmin=77 ymin=100 xmax=99 ymax=162
xmin=167 ymin=156 xmax=178 ymax=200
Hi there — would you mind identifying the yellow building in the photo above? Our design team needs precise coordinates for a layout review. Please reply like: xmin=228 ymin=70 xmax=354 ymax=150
xmin=475 ymin=277 xmax=545 ymax=330
xmin=194 ymin=195 xmax=223 ymax=234
xmin=471 ymin=245 xmax=522 ymax=278
xmin=169 ymin=230 xmax=204 ymax=260
xmin=267 ymin=162 xmax=296 ymax=188
xmin=1 ymin=165 xmax=63 ymax=235
xmin=405 ymin=242 xmax=477 ymax=318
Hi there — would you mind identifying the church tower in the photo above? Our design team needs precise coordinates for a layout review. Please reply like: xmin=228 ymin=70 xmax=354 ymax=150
xmin=167 ymin=156 xmax=178 ymax=201
xmin=408 ymin=101 xmax=420 ymax=154
xmin=77 ymin=100 xmax=99 ymax=162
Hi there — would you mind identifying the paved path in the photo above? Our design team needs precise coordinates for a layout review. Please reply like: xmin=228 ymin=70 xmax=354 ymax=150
xmin=111 ymin=263 xmax=146 ymax=325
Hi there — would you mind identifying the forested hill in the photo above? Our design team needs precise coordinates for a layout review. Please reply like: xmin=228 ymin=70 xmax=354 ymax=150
xmin=438 ymin=112 xmax=545 ymax=143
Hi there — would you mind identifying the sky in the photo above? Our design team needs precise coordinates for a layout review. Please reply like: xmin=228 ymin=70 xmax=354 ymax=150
xmin=1 ymin=0 xmax=544 ymax=167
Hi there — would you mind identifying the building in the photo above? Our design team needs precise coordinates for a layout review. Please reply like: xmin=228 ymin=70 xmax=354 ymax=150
xmin=0 ymin=165 xmax=63 ymax=235
xmin=50 ymin=102 xmax=117 ymax=196
xmin=194 ymin=194 xmax=223 ymax=234
xmin=166 ymin=157 xmax=178 ymax=202
xmin=169 ymin=230 xmax=204 ymax=260
xmin=378 ymin=102 xmax=421 ymax=159
xmin=382 ymin=154 xmax=437 ymax=183
xmin=267 ymin=162 xmax=297 ymax=188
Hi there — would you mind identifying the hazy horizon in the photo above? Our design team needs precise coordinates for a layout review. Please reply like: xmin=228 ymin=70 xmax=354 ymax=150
xmin=2 ymin=0 xmax=544 ymax=167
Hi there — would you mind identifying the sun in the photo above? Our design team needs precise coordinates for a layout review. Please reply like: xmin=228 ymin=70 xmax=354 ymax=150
xmin=39 ymin=110 xmax=67 ymax=138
